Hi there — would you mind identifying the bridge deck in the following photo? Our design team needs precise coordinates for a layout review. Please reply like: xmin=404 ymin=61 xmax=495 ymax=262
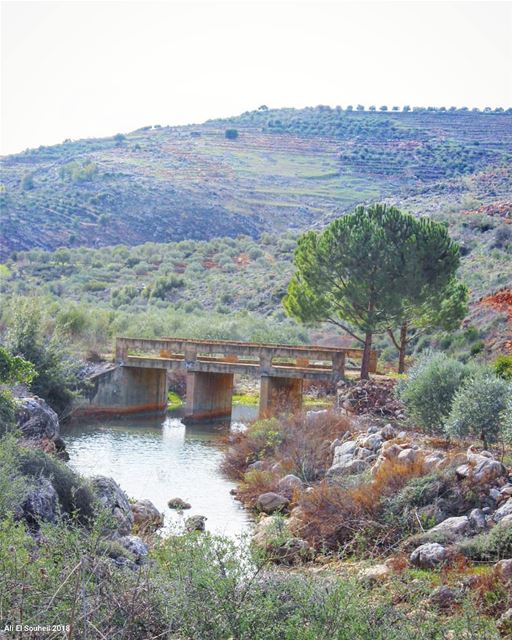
xmin=116 ymin=336 xmax=378 ymax=379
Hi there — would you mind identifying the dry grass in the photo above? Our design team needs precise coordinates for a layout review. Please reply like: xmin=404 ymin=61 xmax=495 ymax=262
xmin=296 ymin=456 xmax=428 ymax=553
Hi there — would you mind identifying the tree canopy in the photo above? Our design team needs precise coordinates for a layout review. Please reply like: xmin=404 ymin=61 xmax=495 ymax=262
xmin=283 ymin=204 xmax=467 ymax=377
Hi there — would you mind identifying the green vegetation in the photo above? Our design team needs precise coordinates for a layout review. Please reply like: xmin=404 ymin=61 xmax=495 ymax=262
xmin=0 ymin=347 xmax=35 ymax=434
xmin=168 ymin=390 xmax=183 ymax=408
xmin=284 ymin=204 xmax=467 ymax=377
xmin=397 ymin=351 xmax=512 ymax=445
xmin=494 ymin=354 xmax=512 ymax=380
xmin=5 ymin=298 xmax=81 ymax=416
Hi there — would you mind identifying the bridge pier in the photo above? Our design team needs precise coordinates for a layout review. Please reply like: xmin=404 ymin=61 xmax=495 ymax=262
xmin=259 ymin=376 xmax=303 ymax=418
xmin=185 ymin=372 xmax=234 ymax=422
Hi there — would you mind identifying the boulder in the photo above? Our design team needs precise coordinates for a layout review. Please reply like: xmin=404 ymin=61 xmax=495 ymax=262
xmin=397 ymin=448 xmax=419 ymax=464
xmin=256 ymin=492 xmax=289 ymax=514
xmin=428 ymin=586 xmax=458 ymax=610
xmin=356 ymin=447 xmax=373 ymax=460
xmin=277 ymin=474 xmax=303 ymax=496
xmin=359 ymin=564 xmax=391 ymax=584
xmin=168 ymin=497 xmax=191 ymax=510
xmin=21 ymin=477 xmax=58 ymax=526
xmin=497 ymin=608 xmax=512 ymax=635
xmin=326 ymin=458 xmax=370 ymax=479
xmin=15 ymin=397 xmax=68 ymax=458
xmin=332 ymin=440 xmax=358 ymax=462
xmin=91 ymin=476 xmax=134 ymax=536
xmin=493 ymin=498 xmax=512 ymax=522
xmin=381 ymin=443 xmax=403 ymax=460
xmin=380 ymin=424 xmax=396 ymax=440
xmin=427 ymin=516 xmax=470 ymax=539
xmin=268 ymin=538 xmax=311 ymax=565
xmin=456 ymin=454 xmax=506 ymax=484
xmin=360 ymin=434 xmax=383 ymax=451
xmin=247 ymin=461 xmax=266 ymax=471
xmin=410 ymin=543 xmax=448 ymax=569
xmin=468 ymin=508 xmax=486 ymax=532
xmin=118 ymin=535 xmax=149 ymax=561
xmin=253 ymin=514 xmax=289 ymax=549
xmin=131 ymin=499 xmax=164 ymax=531
xmin=494 ymin=559 xmax=512 ymax=583
xmin=185 ymin=515 xmax=207 ymax=532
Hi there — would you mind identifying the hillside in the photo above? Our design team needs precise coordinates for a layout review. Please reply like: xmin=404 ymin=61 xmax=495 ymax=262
xmin=1 ymin=107 xmax=511 ymax=259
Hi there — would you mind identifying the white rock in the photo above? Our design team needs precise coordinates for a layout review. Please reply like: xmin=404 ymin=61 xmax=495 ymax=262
xmin=410 ymin=543 xmax=447 ymax=568
xmin=493 ymin=498 xmax=512 ymax=522
xmin=428 ymin=516 xmax=470 ymax=538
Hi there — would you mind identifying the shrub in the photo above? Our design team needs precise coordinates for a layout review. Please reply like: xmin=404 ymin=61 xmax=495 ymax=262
xmin=458 ymin=520 xmax=512 ymax=561
xmin=396 ymin=351 xmax=469 ymax=434
xmin=494 ymin=354 xmax=512 ymax=380
xmin=445 ymin=372 xmax=511 ymax=447
xmin=225 ymin=128 xmax=239 ymax=140
xmin=18 ymin=447 xmax=95 ymax=523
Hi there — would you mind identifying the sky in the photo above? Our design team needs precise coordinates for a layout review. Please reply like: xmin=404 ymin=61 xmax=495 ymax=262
xmin=1 ymin=0 xmax=511 ymax=155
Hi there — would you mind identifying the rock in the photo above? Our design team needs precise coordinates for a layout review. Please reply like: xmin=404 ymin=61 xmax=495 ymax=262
xmin=428 ymin=586 xmax=458 ymax=609
xmin=253 ymin=514 xmax=289 ymax=548
xmin=16 ymin=397 xmax=59 ymax=441
xmin=424 ymin=454 xmax=444 ymax=471
xmin=397 ymin=448 xmax=418 ymax=464
xmin=168 ymin=497 xmax=191 ymax=510
xmin=468 ymin=509 xmax=486 ymax=532
xmin=456 ymin=454 xmax=506 ymax=484
xmin=356 ymin=447 xmax=373 ymax=460
xmin=489 ymin=487 xmax=501 ymax=502
xmin=91 ymin=476 xmax=134 ymax=536
xmin=410 ymin=543 xmax=448 ymax=568
xmin=329 ymin=438 xmax=342 ymax=452
xmin=381 ymin=443 xmax=403 ymax=459
xmin=500 ymin=485 xmax=512 ymax=498
xmin=494 ymin=559 xmax=512 ymax=583
xmin=428 ymin=516 xmax=470 ymax=539
xmin=15 ymin=397 xmax=68 ymax=458
xmin=277 ymin=474 xmax=303 ymax=496
xmin=269 ymin=538 xmax=311 ymax=565
xmin=118 ymin=535 xmax=148 ymax=561
xmin=326 ymin=458 xmax=370 ymax=478
xmin=332 ymin=440 xmax=358 ymax=462
xmin=367 ymin=425 xmax=380 ymax=434
xmin=131 ymin=499 xmax=164 ymax=531
xmin=185 ymin=515 xmax=207 ymax=532
xmin=360 ymin=434 xmax=383 ymax=451
xmin=256 ymin=492 xmax=289 ymax=514
xmin=21 ymin=477 xmax=58 ymax=526
xmin=380 ymin=424 xmax=396 ymax=440
xmin=247 ymin=461 xmax=265 ymax=471
xmin=359 ymin=564 xmax=391 ymax=584
xmin=497 ymin=608 xmax=512 ymax=635
xmin=500 ymin=514 xmax=512 ymax=528
xmin=493 ymin=498 xmax=512 ymax=522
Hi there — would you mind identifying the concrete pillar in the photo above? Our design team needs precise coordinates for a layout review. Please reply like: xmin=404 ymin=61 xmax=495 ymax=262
xmin=259 ymin=376 xmax=303 ymax=418
xmin=331 ymin=352 xmax=346 ymax=379
xmin=74 ymin=365 xmax=168 ymax=417
xmin=185 ymin=372 xmax=234 ymax=422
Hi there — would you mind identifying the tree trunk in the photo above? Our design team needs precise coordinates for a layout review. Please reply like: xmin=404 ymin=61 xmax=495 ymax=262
xmin=398 ymin=321 xmax=408 ymax=374
xmin=360 ymin=332 xmax=373 ymax=380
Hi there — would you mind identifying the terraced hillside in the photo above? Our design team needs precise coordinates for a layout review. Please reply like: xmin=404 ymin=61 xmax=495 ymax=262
xmin=1 ymin=107 xmax=511 ymax=259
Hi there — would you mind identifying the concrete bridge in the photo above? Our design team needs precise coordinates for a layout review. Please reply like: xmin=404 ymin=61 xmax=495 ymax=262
xmin=78 ymin=337 xmax=377 ymax=421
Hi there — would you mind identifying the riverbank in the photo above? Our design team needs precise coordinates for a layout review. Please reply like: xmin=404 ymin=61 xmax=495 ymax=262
xmin=222 ymin=402 xmax=512 ymax=636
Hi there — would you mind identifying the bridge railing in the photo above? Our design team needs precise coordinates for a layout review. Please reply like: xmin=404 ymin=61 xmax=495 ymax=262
xmin=115 ymin=337 xmax=378 ymax=376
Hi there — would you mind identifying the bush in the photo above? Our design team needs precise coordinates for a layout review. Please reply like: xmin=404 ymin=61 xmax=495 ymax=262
xmin=396 ymin=351 xmax=469 ymax=434
xmin=458 ymin=520 xmax=512 ymax=561
xmin=445 ymin=372 xmax=511 ymax=447
xmin=18 ymin=447 xmax=95 ymax=523
xmin=225 ymin=128 xmax=239 ymax=140
xmin=494 ymin=354 xmax=512 ymax=380
xmin=6 ymin=299 xmax=82 ymax=415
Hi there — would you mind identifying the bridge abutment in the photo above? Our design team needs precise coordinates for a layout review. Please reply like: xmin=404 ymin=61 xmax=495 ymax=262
xmin=75 ymin=365 xmax=168 ymax=417
xmin=259 ymin=376 xmax=303 ymax=418
xmin=185 ymin=371 xmax=234 ymax=422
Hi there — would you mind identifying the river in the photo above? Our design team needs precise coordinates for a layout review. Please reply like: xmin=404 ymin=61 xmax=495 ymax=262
xmin=62 ymin=405 xmax=258 ymax=537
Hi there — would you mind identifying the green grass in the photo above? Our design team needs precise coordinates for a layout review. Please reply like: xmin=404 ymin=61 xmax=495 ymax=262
xmin=168 ymin=390 xmax=184 ymax=408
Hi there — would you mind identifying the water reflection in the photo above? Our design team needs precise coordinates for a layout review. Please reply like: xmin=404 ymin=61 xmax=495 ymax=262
xmin=63 ymin=406 xmax=257 ymax=536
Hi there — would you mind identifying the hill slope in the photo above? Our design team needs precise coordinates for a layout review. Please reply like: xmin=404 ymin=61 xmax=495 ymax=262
xmin=1 ymin=107 xmax=511 ymax=259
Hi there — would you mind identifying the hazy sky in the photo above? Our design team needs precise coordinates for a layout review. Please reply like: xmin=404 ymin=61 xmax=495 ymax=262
xmin=1 ymin=0 xmax=511 ymax=155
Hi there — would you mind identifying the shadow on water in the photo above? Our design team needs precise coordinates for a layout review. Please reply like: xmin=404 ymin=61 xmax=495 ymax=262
xmin=62 ymin=405 xmax=258 ymax=536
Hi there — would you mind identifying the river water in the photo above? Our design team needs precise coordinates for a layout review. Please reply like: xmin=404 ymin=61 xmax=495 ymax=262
xmin=62 ymin=406 xmax=258 ymax=537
